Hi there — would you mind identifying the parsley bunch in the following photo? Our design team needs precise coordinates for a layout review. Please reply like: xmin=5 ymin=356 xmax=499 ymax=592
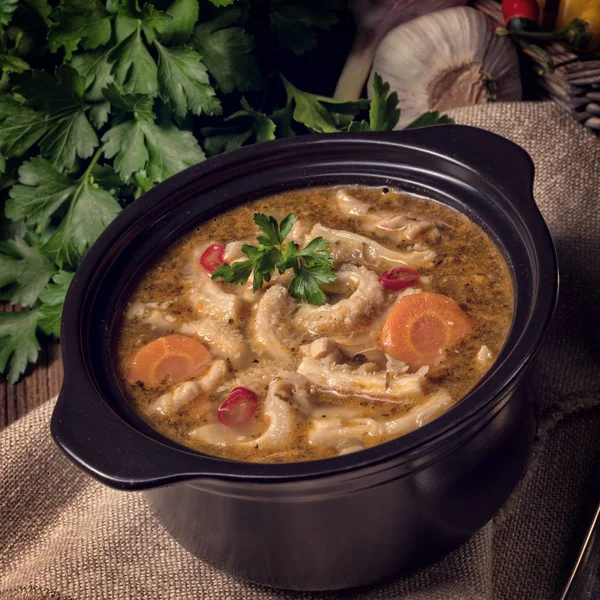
xmin=213 ymin=213 xmax=336 ymax=305
xmin=0 ymin=0 xmax=452 ymax=383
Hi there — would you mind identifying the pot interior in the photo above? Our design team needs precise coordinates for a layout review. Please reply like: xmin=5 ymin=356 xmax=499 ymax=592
xmin=68 ymin=128 xmax=557 ymax=474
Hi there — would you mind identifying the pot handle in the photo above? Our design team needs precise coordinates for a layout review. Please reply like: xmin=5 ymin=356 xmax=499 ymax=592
xmin=382 ymin=125 xmax=536 ymax=205
xmin=51 ymin=381 xmax=226 ymax=490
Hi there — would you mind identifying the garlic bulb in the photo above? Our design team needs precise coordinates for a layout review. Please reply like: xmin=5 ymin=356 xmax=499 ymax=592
xmin=369 ymin=7 xmax=522 ymax=128
xmin=334 ymin=0 xmax=467 ymax=101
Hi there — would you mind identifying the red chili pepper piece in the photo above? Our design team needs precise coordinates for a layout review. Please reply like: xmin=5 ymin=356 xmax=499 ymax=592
xmin=379 ymin=267 xmax=419 ymax=291
xmin=502 ymin=0 xmax=540 ymax=31
xmin=218 ymin=387 xmax=259 ymax=426
xmin=200 ymin=244 xmax=226 ymax=274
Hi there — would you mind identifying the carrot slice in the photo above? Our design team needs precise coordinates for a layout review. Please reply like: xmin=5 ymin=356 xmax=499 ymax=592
xmin=127 ymin=334 xmax=211 ymax=387
xmin=380 ymin=292 xmax=472 ymax=368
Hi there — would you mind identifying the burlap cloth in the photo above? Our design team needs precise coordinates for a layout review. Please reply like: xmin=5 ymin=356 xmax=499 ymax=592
xmin=2 ymin=102 xmax=600 ymax=600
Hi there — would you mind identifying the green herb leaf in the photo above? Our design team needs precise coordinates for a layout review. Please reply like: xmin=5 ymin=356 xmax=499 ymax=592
xmin=143 ymin=119 xmax=206 ymax=182
xmin=43 ymin=177 xmax=121 ymax=267
xmin=0 ymin=96 xmax=47 ymax=158
xmin=38 ymin=270 xmax=73 ymax=337
xmin=156 ymin=0 xmax=199 ymax=45
xmin=346 ymin=73 xmax=400 ymax=132
xmin=0 ymin=54 xmax=30 ymax=74
xmin=200 ymin=126 xmax=251 ymax=156
xmin=288 ymin=268 xmax=328 ymax=306
xmin=270 ymin=103 xmax=295 ymax=138
xmin=281 ymin=74 xmax=337 ymax=133
xmin=405 ymin=111 xmax=454 ymax=130
xmin=279 ymin=213 xmax=297 ymax=241
xmin=0 ymin=0 xmax=18 ymax=26
xmin=70 ymin=50 xmax=114 ymax=102
xmin=201 ymin=97 xmax=275 ymax=156
xmin=369 ymin=72 xmax=400 ymax=131
xmin=269 ymin=0 xmax=343 ymax=56
xmin=90 ymin=163 xmax=128 ymax=191
xmin=102 ymin=120 xmax=148 ymax=183
xmin=0 ymin=309 xmax=40 ymax=384
xmin=15 ymin=66 xmax=99 ymax=171
xmin=154 ymin=42 xmax=221 ymax=117
xmin=299 ymin=236 xmax=335 ymax=271
xmin=281 ymin=74 xmax=368 ymax=134
xmin=112 ymin=2 xmax=172 ymax=44
xmin=48 ymin=0 xmax=112 ymax=59
xmin=102 ymin=83 xmax=154 ymax=117
xmin=89 ymin=101 xmax=110 ymax=128
xmin=102 ymin=86 xmax=204 ymax=182
xmin=212 ymin=212 xmax=334 ymax=304
xmin=346 ymin=120 xmax=369 ymax=132
xmin=192 ymin=8 xmax=261 ymax=93
xmin=0 ymin=235 xmax=56 ymax=306
xmin=101 ymin=86 xmax=153 ymax=181
xmin=138 ymin=4 xmax=173 ymax=43
xmin=108 ymin=24 xmax=159 ymax=97
xmin=207 ymin=0 xmax=237 ymax=6
xmin=255 ymin=213 xmax=283 ymax=246
xmin=8 ymin=157 xmax=121 ymax=268
xmin=7 ymin=157 xmax=75 ymax=227
xmin=212 ymin=260 xmax=253 ymax=285
xmin=103 ymin=121 xmax=144 ymax=181
xmin=26 ymin=0 xmax=51 ymax=20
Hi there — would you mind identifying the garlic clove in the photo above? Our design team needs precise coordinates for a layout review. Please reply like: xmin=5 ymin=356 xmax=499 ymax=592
xmin=369 ymin=7 xmax=522 ymax=128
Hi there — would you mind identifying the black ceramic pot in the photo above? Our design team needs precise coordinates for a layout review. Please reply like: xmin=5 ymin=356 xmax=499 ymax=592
xmin=51 ymin=125 xmax=558 ymax=591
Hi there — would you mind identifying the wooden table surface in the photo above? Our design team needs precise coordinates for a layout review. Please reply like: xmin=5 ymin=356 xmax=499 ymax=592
xmin=0 ymin=307 xmax=63 ymax=429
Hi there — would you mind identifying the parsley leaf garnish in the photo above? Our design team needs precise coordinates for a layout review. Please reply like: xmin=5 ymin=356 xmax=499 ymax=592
xmin=212 ymin=213 xmax=335 ymax=305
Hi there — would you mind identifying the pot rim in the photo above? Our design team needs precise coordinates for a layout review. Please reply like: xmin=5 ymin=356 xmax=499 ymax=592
xmin=51 ymin=125 xmax=558 ymax=489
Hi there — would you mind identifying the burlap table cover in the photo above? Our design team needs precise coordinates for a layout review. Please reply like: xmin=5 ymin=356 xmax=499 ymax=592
xmin=1 ymin=102 xmax=599 ymax=600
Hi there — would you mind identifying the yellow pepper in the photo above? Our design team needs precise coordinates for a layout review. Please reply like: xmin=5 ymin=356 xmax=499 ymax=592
xmin=577 ymin=1 xmax=600 ymax=50
xmin=557 ymin=0 xmax=592 ymax=29
xmin=552 ymin=0 xmax=600 ymax=51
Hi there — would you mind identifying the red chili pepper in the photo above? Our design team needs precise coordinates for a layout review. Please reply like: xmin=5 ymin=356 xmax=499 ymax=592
xmin=218 ymin=387 xmax=259 ymax=426
xmin=379 ymin=267 xmax=419 ymax=291
xmin=200 ymin=244 xmax=225 ymax=274
xmin=502 ymin=0 xmax=540 ymax=31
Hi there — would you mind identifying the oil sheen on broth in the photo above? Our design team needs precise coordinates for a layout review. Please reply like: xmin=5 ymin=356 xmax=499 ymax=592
xmin=117 ymin=186 xmax=514 ymax=463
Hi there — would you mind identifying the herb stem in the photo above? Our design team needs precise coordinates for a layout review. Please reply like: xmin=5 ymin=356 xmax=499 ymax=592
xmin=82 ymin=146 xmax=104 ymax=181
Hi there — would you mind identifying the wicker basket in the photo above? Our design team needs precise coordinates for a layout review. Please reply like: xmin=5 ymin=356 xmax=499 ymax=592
xmin=473 ymin=0 xmax=600 ymax=134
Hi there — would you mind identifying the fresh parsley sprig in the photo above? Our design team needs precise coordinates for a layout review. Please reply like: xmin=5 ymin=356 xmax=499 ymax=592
xmin=212 ymin=213 xmax=336 ymax=306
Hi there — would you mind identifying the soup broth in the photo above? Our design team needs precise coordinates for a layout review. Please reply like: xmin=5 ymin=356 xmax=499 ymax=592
xmin=116 ymin=186 xmax=514 ymax=463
